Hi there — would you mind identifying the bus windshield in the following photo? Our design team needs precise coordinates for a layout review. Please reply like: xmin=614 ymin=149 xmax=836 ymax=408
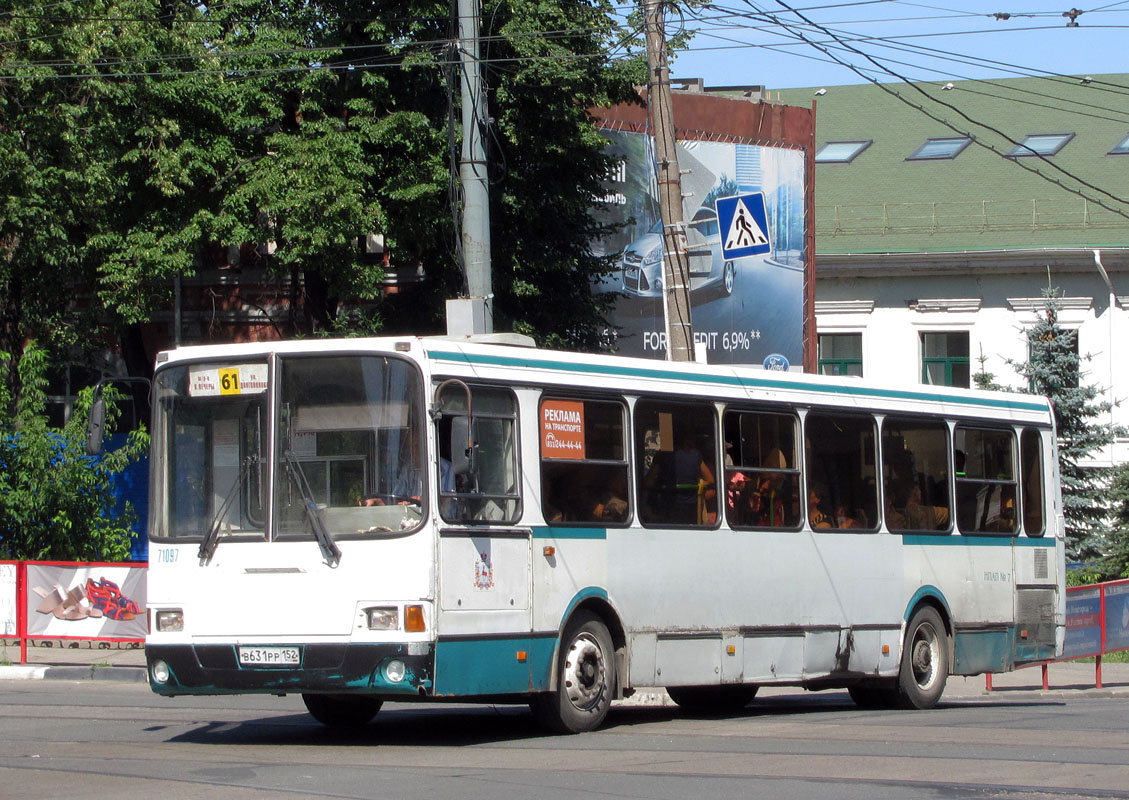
xmin=151 ymin=355 xmax=426 ymax=544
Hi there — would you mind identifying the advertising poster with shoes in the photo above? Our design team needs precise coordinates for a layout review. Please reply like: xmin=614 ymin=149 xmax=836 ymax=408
xmin=26 ymin=564 xmax=147 ymax=639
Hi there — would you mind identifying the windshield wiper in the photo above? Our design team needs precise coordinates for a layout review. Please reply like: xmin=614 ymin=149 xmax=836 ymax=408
xmin=283 ymin=450 xmax=342 ymax=568
xmin=198 ymin=458 xmax=252 ymax=565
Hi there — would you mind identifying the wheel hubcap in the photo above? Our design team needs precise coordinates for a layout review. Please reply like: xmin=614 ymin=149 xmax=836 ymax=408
xmin=564 ymin=633 xmax=606 ymax=711
xmin=911 ymin=623 xmax=939 ymax=689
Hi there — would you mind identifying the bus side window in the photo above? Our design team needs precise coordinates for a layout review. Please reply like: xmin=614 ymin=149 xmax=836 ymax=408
xmin=1021 ymin=429 xmax=1045 ymax=535
xmin=723 ymin=408 xmax=801 ymax=529
xmin=881 ymin=418 xmax=951 ymax=532
xmin=954 ymin=427 xmax=1018 ymax=534
xmin=804 ymin=413 xmax=879 ymax=532
xmin=539 ymin=398 xmax=629 ymax=525
xmin=635 ymin=400 xmax=718 ymax=527
xmin=435 ymin=385 xmax=521 ymax=524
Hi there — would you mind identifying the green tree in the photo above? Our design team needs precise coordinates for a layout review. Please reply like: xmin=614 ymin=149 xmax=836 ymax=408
xmin=1009 ymin=286 xmax=1119 ymax=562
xmin=0 ymin=344 xmax=148 ymax=561
xmin=1105 ymin=462 xmax=1129 ymax=580
xmin=2 ymin=0 xmax=644 ymax=367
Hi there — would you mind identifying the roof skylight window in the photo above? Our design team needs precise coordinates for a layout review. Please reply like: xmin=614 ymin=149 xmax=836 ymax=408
xmin=814 ymin=140 xmax=871 ymax=164
xmin=1109 ymin=133 xmax=1129 ymax=155
xmin=906 ymin=136 xmax=972 ymax=161
xmin=1006 ymin=133 xmax=1074 ymax=157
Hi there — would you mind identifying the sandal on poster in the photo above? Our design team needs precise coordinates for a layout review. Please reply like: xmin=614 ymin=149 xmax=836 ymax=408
xmin=32 ymin=584 xmax=68 ymax=615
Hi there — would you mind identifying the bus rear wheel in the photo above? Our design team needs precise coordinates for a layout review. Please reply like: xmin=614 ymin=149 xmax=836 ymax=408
xmin=896 ymin=606 xmax=948 ymax=709
xmin=531 ymin=611 xmax=615 ymax=733
xmin=667 ymin=684 xmax=757 ymax=713
xmin=302 ymin=693 xmax=383 ymax=727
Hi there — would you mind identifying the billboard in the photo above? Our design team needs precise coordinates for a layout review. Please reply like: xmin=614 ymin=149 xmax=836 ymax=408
xmin=594 ymin=130 xmax=807 ymax=368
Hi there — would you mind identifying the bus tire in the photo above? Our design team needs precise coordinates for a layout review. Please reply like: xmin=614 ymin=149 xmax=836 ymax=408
xmin=531 ymin=611 xmax=615 ymax=733
xmin=897 ymin=606 xmax=948 ymax=709
xmin=667 ymin=684 xmax=757 ymax=712
xmin=302 ymin=693 xmax=382 ymax=727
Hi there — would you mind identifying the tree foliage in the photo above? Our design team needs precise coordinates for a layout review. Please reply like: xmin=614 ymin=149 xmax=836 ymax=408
xmin=0 ymin=344 xmax=148 ymax=561
xmin=1 ymin=0 xmax=645 ymax=365
xmin=1008 ymin=286 xmax=1120 ymax=562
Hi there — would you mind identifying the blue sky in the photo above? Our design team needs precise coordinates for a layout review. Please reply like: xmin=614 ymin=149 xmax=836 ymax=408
xmin=659 ymin=1 xmax=1129 ymax=90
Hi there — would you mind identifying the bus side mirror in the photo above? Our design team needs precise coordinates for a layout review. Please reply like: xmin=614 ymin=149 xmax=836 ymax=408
xmin=450 ymin=415 xmax=477 ymax=477
xmin=86 ymin=396 xmax=107 ymax=456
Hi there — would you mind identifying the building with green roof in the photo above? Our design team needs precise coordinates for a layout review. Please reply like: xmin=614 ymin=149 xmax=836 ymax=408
xmin=772 ymin=74 xmax=1129 ymax=463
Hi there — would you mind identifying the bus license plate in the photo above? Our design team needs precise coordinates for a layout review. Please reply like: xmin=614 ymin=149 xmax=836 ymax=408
xmin=238 ymin=646 xmax=300 ymax=666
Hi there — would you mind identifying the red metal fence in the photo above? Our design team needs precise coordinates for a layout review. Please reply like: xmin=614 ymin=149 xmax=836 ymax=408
xmin=1 ymin=560 xmax=147 ymax=664
xmin=986 ymin=578 xmax=1129 ymax=691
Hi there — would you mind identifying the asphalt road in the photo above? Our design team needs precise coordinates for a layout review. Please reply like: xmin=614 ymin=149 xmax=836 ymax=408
xmin=2 ymin=680 xmax=1128 ymax=800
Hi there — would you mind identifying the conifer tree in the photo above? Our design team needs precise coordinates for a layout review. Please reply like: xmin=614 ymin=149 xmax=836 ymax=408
xmin=1009 ymin=286 xmax=1119 ymax=561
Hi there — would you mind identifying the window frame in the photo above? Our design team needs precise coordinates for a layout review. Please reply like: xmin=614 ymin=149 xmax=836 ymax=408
xmin=954 ymin=425 xmax=1019 ymax=536
xmin=803 ymin=410 xmax=880 ymax=533
xmin=814 ymin=140 xmax=872 ymax=164
xmin=539 ymin=395 xmax=631 ymax=527
xmin=722 ymin=406 xmax=803 ymax=531
xmin=633 ymin=398 xmax=720 ymax=529
xmin=906 ymin=136 xmax=972 ymax=161
xmin=921 ymin=331 xmax=971 ymax=388
xmin=880 ymin=415 xmax=953 ymax=535
xmin=1006 ymin=133 xmax=1075 ymax=158
xmin=1109 ymin=132 xmax=1129 ymax=155
xmin=818 ymin=332 xmax=863 ymax=377
xmin=435 ymin=382 xmax=523 ymax=526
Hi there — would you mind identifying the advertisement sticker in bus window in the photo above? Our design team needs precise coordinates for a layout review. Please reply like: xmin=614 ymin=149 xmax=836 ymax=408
xmin=189 ymin=364 xmax=268 ymax=397
xmin=541 ymin=399 xmax=586 ymax=460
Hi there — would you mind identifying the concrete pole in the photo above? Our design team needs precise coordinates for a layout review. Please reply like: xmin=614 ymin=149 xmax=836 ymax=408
xmin=452 ymin=0 xmax=493 ymax=334
xmin=644 ymin=0 xmax=694 ymax=362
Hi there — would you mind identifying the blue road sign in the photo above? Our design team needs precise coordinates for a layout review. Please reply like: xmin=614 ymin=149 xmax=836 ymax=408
xmin=716 ymin=192 xmax=772 ymax=260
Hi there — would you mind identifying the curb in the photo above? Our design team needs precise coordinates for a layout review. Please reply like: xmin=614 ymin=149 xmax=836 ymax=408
xmin=0 ymin=665 xmax=148 ymax=683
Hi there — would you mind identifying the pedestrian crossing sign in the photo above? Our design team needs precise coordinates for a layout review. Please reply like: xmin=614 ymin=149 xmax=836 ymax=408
xmin=716 ymin=192 xmax=772 ymax=260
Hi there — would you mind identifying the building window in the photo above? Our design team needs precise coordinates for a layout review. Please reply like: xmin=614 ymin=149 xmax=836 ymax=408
xmin=1007 ymin=133 xmax=1074 ymax=158
xmin=921 ymin=332 xmax=970 ymax=388
xmin=906 ymin=136 xmax=972 ymax=161
xmin=1109 ymin=133 xmax=1129 ymax=155
xmin=818 ymin=333 xmax=862 ymax=377
xmin=814 ymin=140 xmax=872 ymax=164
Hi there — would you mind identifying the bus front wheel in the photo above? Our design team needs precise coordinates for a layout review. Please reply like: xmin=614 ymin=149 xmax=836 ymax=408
xmin=531 ymin=611 xmax=615 ymax=733
xmin=897 ymin=606 xmax=948 ymax=709
xmin=302 ymin=693 xmax=382 ymax=727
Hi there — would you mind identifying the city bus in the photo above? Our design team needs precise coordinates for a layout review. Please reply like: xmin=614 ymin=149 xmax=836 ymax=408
xmin=139 ymin=335 xmax=1064 ymax=732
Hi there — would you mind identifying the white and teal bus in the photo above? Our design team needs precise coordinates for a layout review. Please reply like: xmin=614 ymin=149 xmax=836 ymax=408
xmin=142 ymin=335 xmax=1064 ymax=732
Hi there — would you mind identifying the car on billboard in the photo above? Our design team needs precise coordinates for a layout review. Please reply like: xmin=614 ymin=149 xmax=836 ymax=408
xmin=620 ymin=206 xmax=736 ymax=298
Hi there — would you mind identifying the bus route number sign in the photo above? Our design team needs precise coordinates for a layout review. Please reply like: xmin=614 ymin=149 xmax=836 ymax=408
xmin=189 ymin=364 xmax=268 ymax=397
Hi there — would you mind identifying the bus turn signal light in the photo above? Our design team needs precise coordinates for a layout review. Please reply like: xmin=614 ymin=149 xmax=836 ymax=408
xmin=405 ymin=604 xmax=426 ymax=632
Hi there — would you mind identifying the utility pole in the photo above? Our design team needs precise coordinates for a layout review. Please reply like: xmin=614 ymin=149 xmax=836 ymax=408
xmin=448 ymin=0 xmax=493 ymax=336
xmin=643 ymin=0 xmax=695 ymax=362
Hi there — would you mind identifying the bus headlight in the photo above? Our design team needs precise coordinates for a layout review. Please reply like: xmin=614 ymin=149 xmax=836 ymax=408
xmin=151 ymin=659 xmax=171 ymax=685
xmin=364 ymin=606 xmax=398 ymax=630
xmin=384 ymin=659 xmax=407 ymax=683
xmin=155 ymin=610 xmax=184 ymax=632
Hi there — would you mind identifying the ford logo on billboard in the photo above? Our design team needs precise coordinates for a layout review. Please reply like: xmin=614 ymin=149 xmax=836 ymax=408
xmin=763 ymin=354 xmax=789 ymax=371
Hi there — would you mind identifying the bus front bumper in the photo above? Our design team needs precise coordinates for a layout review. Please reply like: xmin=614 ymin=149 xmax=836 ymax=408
xmin=145 ymin=643 xmax=433 ymax=696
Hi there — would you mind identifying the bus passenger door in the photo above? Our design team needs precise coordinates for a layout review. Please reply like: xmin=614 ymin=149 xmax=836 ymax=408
xmin=435 ymin=531 xmax=533 ymax=695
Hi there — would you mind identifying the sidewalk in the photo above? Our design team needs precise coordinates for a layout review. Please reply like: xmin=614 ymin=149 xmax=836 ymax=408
xmin=3 ymin=639 xmax=1128 ymax=699
xmin=0 ymin=640 xmax=148 ymax=683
